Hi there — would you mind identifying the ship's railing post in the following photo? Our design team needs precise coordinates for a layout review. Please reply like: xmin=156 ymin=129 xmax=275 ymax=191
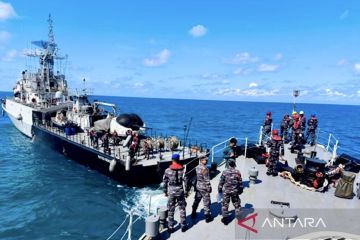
xmin=244 ymin=137 xmax=248 ymax=158
xmin=326 ymin=133 xmax=332 ymax=151
xmin=127 ymin=209 xmax=133 ymax=240
xmin=258 ymin=126 xmax=263 ymax=146
xmin=148 ymin=195 xmax=152 ymax=216
xmin=331 ymin=139 xmax=339 ymax=165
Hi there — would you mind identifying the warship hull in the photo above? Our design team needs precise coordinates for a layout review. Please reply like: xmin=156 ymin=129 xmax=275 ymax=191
xmin=2 ymin=99 xmax=34 ymax=138
xmin=32 ymin=124 xmax=198 ymax=185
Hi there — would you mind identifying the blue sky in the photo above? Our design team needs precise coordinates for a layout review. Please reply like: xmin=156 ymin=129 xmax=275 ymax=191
xmin=0 ymin=1 xmax=360 ymax=104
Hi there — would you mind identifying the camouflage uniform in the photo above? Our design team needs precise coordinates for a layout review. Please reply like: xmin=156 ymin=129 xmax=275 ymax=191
xmin=192 ymin=163 xmax=212 ymax=216
xmin=218 ymin=164 xmax=243 ymax=218
xmin=223 ymin=146 xmax=235 ymax=168
xmin=306 ymin=116 xmax=318 ymax=146
xmin=280 ymin=115 xmax=290 ymax=141
xmin=291 ymin=118 xmax=302 ymax=152
xmin=267 ymin=136 xmax=284 ymax=175
xmin=163 ymin=162 xmax=188 ymax=229
xmin=262 ymin=115 xmax=272 ymax=145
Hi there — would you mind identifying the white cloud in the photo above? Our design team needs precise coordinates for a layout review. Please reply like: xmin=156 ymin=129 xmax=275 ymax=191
xmin=339 ymin=10 xmax=349 ymax=20
xmin=2 ymin=49 xmax=17 ymax=61
xmin=357 ymin=90 xmax=360 ymax=97
xmin=188 ymin=25 xmax=208 ymax=38
xmin=258 ymin=63 xmax=278 ymax=72
xmin=242 ymin=88 xmax=279 ymax=96
xmin=324 ymin=89 xmax=346 ymax=97
xmin=0 ymin=1 xmax=17 ymax=21
xmin=249 ymin=82 xmax=258 ymax=88
xmin=224 ymin=52 xmax=258 ymax=65
xmin=274 ymin=53 xmax=283 ymax=61
xmin=0 ymin=30 xmax=10 ymax=44
xmin=134 ymin=82 xmax=144 ymax=88
xmin=200 ymin=73 xmax=228 ymax=80
xmin=232 ymin=67 xmax=253 ymax=76
xmin=336 ymin=58 xmax=347 ymax=67
xmin=215 ymin=88 xmax=241 ymax=96
xmin=143 ymin=49 xmax=170 ymax=67
xmin=354 ymin=63 xmax=360 ymax=74
xmin=222 ymin=80 xmax=230 ymax=84
xmin=214 ymin=87 xmax=279 ymax=97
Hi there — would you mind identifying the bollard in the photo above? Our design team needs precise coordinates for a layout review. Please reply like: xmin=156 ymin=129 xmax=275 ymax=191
xmin=125 ymin=156 xmax=131 ymax=171
xmin=157 ymin=206 xmax=168 ymax=230
xmin=310 ymin=151 xmax=317 ymax=158
xmin=145 ymin=215 xmax=159 ymax=238
xmin=248 ymin=166 xmax=259 ymax=184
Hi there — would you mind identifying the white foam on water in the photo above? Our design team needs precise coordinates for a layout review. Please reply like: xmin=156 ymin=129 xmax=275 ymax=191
xmin=120 ymin=187 xmax=167 ymax=218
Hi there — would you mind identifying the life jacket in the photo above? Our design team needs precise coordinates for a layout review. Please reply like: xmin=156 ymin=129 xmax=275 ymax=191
xmin=293 ymin=119 xmax=300 ymax=129
xmin=169 ymin=163 xmax=185 ymax=186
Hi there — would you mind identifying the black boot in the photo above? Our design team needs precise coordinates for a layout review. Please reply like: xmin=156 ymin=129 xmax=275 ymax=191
xmin=181 ymin=224 xmax=189 ymax=232
xmin=266 ymin=169 xmax=272 ymax=176
xmin=221 ymin=216 xmax=231 ymax=225
xmin=191 ymin=209 xmax=197 ymax=219
xmin=205 ymin=214 xmax=214 ymax=223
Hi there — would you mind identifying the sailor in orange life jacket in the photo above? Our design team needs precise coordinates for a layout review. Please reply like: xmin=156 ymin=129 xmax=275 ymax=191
xmin=290 ymin=114 xmax=302 ymax=153
xmin=163 ymin=154 xmax=189 ymax=233
xmin=266 ymin=129 xmax=285 ymax=176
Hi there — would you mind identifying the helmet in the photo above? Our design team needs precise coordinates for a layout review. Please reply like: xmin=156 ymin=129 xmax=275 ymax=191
xmin=172 ymin=153 xmax=180 ymax=161
xmin=228 ymin=158 xmax=236 ymax=167
xmin=299 ymin=110 xmax=304 ymax=115
xmin=292 ymin=111 xmax=297 ymax=115
xmin=311 ymin=113 xmax=316 ymax=117
xmin=266 ymin=111 xmax=271 ymax=115
xmin=230 ymin=137 xmax=237 ymax=144
xmin=272 ymin=129 xmax=279 ymax=135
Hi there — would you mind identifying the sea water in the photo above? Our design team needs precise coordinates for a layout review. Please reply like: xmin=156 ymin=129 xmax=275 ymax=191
xmin=1 ymin=92 xmax=359 ymax=239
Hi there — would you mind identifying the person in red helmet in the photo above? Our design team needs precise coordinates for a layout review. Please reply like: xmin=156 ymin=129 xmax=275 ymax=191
xmin=261 ymin=111 xmax=272 ymax=145
xmin=266 ymin=129 xmax=285 ymax=176
xmin=290 ymin=114 xmax=303 ymax=153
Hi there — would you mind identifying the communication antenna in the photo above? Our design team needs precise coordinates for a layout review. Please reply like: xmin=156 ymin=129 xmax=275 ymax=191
xmin=293 ymin=90 xmax=300 ymax=113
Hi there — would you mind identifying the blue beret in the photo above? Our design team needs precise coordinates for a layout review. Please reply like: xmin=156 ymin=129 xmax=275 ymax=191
xmin=172 ymin=153 xmax=180 ymax=161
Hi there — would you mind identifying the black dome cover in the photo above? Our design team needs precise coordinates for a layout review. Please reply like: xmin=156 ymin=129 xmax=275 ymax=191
xmin=116 ymin=113 xmax=144 ymax=130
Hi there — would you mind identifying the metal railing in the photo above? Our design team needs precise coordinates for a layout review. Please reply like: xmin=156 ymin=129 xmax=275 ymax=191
xmin=106 ymin=209 xmax=142 ymax=240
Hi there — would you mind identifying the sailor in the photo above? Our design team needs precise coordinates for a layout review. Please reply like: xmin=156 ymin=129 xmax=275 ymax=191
xmin=291 ymin=114 xmax=302 ymax=153
xmin=102 ymin=132 xmax=110 ymax=154
xmin=266 ymin=129 xmax=284 ymax=176
xmin=280 ymin=114 xmax=290 ymax=142
xmin=218 ymin=158 xmax=243 ymax=225
xmin=191 ymin=155 xmax=214 ymax=223
xmin=262 ymin=111 xmax=272 ymax=145
xmin=306 ymin=114 xmax=318 ymax=146
xmin=289 ymin=111 xmax=296 ymax=141
xmin=163 ymin=153 xmax=189 ymax=233
xmin=299 ymin=110 xmax=307 ymax=133
xmin=223 ymin=137 xmax=237 ymax=168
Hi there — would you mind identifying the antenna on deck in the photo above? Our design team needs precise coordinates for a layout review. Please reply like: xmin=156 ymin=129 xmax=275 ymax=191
xmin=182 ymin=117 xmax=193 ymax=159
xmin=293 ymin=89 xmax=300 ymax=113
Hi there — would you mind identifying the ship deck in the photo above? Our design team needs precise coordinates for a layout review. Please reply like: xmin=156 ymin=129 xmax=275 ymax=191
xmin=164 ymin=143 xmax=360 ymax=240
xmin=33 ymin=122 xmax=197 ymax=167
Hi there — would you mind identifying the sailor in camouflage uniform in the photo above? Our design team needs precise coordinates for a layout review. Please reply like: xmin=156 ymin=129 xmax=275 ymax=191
xmin=191 ymin=155 xmax=214 ymax=223
xmin=163 ymin=153 xmax=189 ymax=233
xmin=223 ymin=137 xmax=237 ymax=168
xmin=266 ymin=129 xmax=284 ymax=176
xmin=218 ymin=159 xmax=243 ymax=225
